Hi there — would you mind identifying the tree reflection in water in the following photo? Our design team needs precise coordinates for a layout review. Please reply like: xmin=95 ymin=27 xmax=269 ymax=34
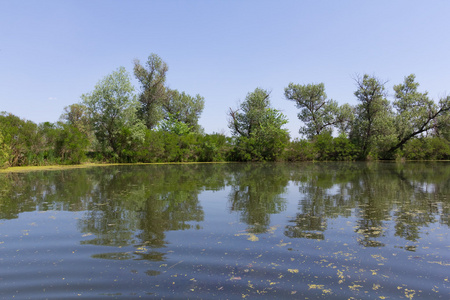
xmin=285 ymin=162 xmax=450 ymax=248
xmin=0 ymin=162 xmax=449 ymax=258
xmin=227 ymin=163 xmax=289 ymax=233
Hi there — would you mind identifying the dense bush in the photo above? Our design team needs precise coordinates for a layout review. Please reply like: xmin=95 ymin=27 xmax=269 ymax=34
xmin=55 ymin=124 xmax=90 ymax=164
xmin=283 ymin=139 xmax=317 ymax=161
xmin=403 ymin=137 xmax=450 ymax=160
xmin=284 ymin=133 xmax=359 ymax=162
xmin=0 ymin=131 xmax=11 ymax=168
xmin=0 ymin=113 xmax=43 ymax=166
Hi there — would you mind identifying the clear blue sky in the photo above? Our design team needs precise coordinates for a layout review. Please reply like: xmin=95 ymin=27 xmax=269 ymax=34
xmin=1 ymin=0 xmax=449 ymax=138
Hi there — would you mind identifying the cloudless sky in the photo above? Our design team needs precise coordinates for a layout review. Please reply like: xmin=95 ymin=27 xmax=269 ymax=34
xmin=1 ymin=0 xmax=449 ymax=138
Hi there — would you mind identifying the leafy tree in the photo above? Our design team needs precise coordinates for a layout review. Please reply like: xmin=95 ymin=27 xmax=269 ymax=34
xmin=283 ymin=139 xmax=317 ymax=161
xmin=335 ymin=103 xmax=355 ymax=136
xmin=196 ymin=133 xmax=231 ymax=162
xmin=0 ymin=131 xmax=11 ymax=168
xmin=350 ymin=74 xmax=395 ymax=159
xmin=55 ymin=123 xmax=89 ymax=164
xmin=387 ymin=74 xmax=450 ymax=155
xmin=134 ymin=53 xmax=168 ymax=129
xmin=403 ymin=137 xmax=450 ymax=160
xmin=162 ymin=89 xmax=205 ymax=133
xmin=229 ymin=88 xmax=273 ymax=137
xmin=158 ymin=113 xmax=192 ymax=135
xmin=434 ymin=111 xmax=450 ymax=141
xmin=285 ymin=83 xmax=342 ymax=138
xmin=0 ymin=112 xmax=42 ymax=166
xmin=37 ymin=122 xmax=60 ymax=163
xmin=59 ymin=103 xmax=91 ymax=136
xmin=228 ymin=88 xmax=290 ymax=161
xmin=81 ymin=67 xmax=145 ymax=158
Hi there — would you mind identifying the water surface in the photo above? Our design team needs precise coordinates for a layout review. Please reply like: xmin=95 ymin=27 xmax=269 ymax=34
xmin=0 ymin=162 xmax=449 ymax=299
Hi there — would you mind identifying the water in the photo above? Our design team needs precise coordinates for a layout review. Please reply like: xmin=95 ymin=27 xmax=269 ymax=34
xmin=0 ymin=162 xmax=449 ymax=299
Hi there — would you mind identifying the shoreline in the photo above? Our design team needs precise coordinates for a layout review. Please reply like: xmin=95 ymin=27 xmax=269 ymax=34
xmin=0 ymin=161 xmax=233 ymax=173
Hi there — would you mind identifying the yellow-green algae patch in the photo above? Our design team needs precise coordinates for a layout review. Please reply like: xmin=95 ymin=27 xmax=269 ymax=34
xmin=0 ymin=161 xmax=231 ymax=173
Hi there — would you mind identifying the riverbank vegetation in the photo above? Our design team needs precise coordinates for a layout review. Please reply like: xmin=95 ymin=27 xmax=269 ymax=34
xmin=1 ymin=54 xmax=450 ymax=168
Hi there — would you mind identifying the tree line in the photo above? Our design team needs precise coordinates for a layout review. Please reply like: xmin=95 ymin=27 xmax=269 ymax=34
xmin=1 ymin=54 xmax=450 ymax=167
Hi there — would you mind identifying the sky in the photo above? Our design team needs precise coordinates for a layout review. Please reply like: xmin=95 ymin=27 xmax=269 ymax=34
xmin=1 ymin=0 xmax=449 ymax=139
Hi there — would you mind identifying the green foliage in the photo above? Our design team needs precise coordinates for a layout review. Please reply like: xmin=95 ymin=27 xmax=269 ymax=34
xmin=162 ymin=89 xmax=205 ymax=133
xmin=285 ymin=83 xmax=355 ymax=138
xmin=132 ymin=130 xmax=165 ymax=163
xmin=283 ymin=139 xmax=317 ymax=161
xmin=81 ymin=67 xmax=146 ymax=159
xmin=335 ymin=103 xmax=355 ymax=135
xmin=55 ymin=123 xmax=89 ymax=164
xmin=134 ymin=53 xmax=168 ymax=129
xmin=196 ymin=133 xmax=231 ymax=162
xmin=0 ymin=131 xmax=11 ymax=168
xmin=435 ymin=111 xmax=450 ymax=141
xmin=310 ymin=132 xmax=359 ymax=161
xmin=312 ymin=132 xmax=334 ymax=160
xmin=387 ymin=74 xmax=450 ymax=155
xmin=350 ymin=74 xmax=395 ymax=159
xmin=403 ymin=137 xmax=450 ymax=160
xmin=330 ymin=134 xmax=360 ymax=161
xmin=120 ymin=130 xmax=231 ymax=163
xmin=0 ymin=112 xmax=43 ymax=166
xmin=285 ymin=83 xmax=335 ymax=138
xmin=37 ymin=122 xmax=60 ymax=164
xmin=133 ymin=54 xmax=206 ymax=134
xmin=158 ymin=113 xmax=192 ymax=135
xmin=228 ymin=88 xmax=290 ymax=161
xmin=59 ymin=103 xmax=91 ymax=136
xmin=283 ymin=133 xmax=359 ymax=161
xmin=3 ymin=66 xmax=450 ymax=166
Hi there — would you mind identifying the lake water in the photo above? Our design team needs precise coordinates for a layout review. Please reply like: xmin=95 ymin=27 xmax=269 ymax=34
xmin=0 ymin=162 xmax=449 ymax=299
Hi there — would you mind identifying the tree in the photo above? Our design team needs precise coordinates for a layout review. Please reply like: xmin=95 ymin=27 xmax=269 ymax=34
xmin=284 ymin=83 xmax=341 ymax=138
xmin=335 ymin=103 xmax=355 ymax=136
xmin=229 ymin=88 xmax=271 ymax=138
xmin=59 ymin=103 xmax=91 ymax=136
xmin=350 ymin=74 xmax=395 ymax=158
xmin=158 ymin=113 xmax=192 ymax=136
xmin=134 ymin=53 xmax=168 ymax=129
xmin=81 ymin=67 xmax=145 ymax=158
xmin=387 ymin=74 xmax=450 ymax=154
xmin=228 ymin=88 xmax=290 ymax=161
xmin=0 ymin=112 xmax=42 ymax=166
xmin=55 ymin=123 xmax=89 ymax=164
xmin=434 ymin=112 xmax=450 ymax=141
xmin=0 ymin=131 xmax=11 ymax=168
xmin=162 ymin=89 xmax=205 ymax=133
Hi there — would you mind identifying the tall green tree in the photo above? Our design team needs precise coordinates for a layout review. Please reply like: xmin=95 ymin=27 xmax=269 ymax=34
xmin=228 ymin=88 xmax=290 ymax=161
xmin=350 ymin=74 xmax=395 ymax=158
xmin=435 ymin=113 xmax=450 ymax=141
xmin=134 ymin=53 xmax=168 ymax=129
xmin=157 ymin=113 xmax=192 ymax=136
xmin=81 ymin=67 xmax=145 ymax=158
xmin=55 ymin=123 xmax=89 ymax=164
xmin=0 ymin=131 xmax=11 ymax=168
xmin=334 ymin=103 xmax=355 ymax=136
xmin=285 ymin=83 xmax=341 ymax=138
xmin=229 ymin=88 xmax=272 ymax=138
xmin=59 ymin=103 xmax=91 ymax=136
xmin=162 ymin=89 xmax=205 ymax=133
xmin=387 ymin=74 xmax=450 ymax=154
xmin=0 ymin=112 xmax=42 ymax=166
